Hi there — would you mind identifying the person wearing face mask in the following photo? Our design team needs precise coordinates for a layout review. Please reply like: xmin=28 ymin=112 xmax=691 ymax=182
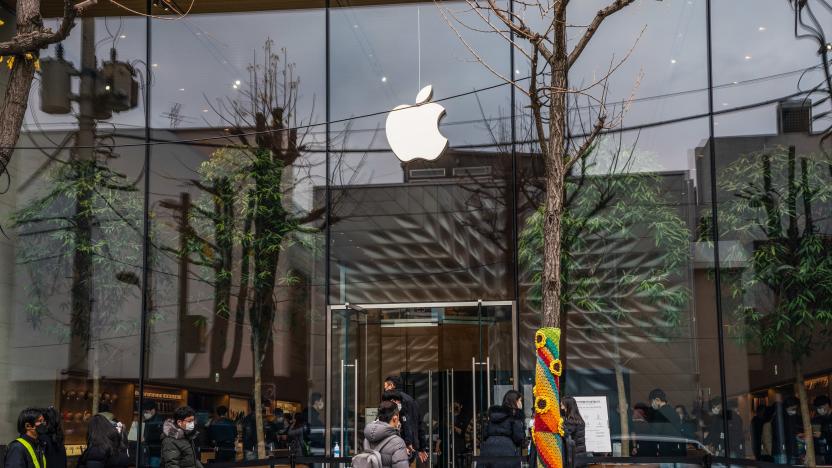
xmin=646 ymin=389 xmax=684 ymax=458
xmin=771 ymin=396 xmax=803 ymax=465
xmin=130 ymin=401 xmax=165 ymax=468
xmin=161 ymin=406 xmax=203 ymax=468
xmin=356 ymin=401 xmax=410 ymax=468
xmin=271 ymin=409 xmax=289 ymax=450
xmin=812 ymin=396 xmax=832 ymax=465
xmin=5 ymin=408 xmax=48 ymax=468
xmin=207 ymin=406 xmax=236 ymax=462
xmin=79 ymin=415 xmax=131 ymax=468
xmin=704 ymin=397 xmax=744 ymax=458
xmin=383 ymin=376 xmax=427 ymax=464
xmin=479 ymin=390 xmax=526 ymax=468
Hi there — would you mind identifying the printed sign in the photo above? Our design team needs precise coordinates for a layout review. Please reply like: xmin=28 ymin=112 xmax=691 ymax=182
xmin=574 ymin=396 xmax=612 ymax=453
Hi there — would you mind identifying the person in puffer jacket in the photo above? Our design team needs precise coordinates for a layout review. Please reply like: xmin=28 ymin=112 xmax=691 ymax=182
xmin=362 ymin=401 xmax=409 ymax=468
xmin=561 ymin=396 xmax=586 ymax=468
xmin=480 ymin=390 xmax=526 ymax=468
xmin=161 ymin=407 xmax=203 ymax=468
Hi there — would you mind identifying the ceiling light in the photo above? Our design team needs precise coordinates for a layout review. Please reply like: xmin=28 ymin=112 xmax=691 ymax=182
xmin=670 ymin=59 xmax=677 ymax=64
xmin=120 ymin=35 xmax=127 ymax=39
xmin=232 ymin=84 xmax=238 ymax=89
xmin=203 ymin=109 xmax=209 ymax=113
xmin=235 ymin=80 xmax=241 ymax=86
xmin=744 ymin=55 xmax=752 ymax=60
xmin=152 ymin=63 xmax=158 ymax=68
xmin=758 ymin=26 xmax=766 ymax=31
xmin=381 ymin=76 xmax=387 ymax=83
xmin=179 ymin=88 xmax=185 ymax=91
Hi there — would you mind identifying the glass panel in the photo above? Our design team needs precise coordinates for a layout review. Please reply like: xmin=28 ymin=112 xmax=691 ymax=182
xmin=146 ymin=4 xmax=326 ymax=465
xmin=331 ymin=303 xmax=514 ymax=466
xmin=1 ymin=9 xmax=146 ymax=458
xmin=711 ymin=1 xmax=832 ymax=463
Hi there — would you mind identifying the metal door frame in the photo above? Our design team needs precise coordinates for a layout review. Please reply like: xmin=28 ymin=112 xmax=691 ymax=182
xmin=324 ymin=300 xmax=518 ymax=456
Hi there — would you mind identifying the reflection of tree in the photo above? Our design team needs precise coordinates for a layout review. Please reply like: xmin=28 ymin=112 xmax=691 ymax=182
xmin=717 ymin=145 xmax=832 ymax=467
xmin=11 ymin=147 xmax=159 ymax=413
xmin=518 ymin=140 xmax=691 ymax=455
xmin=173 ymin=40 xmax=337 ymax=459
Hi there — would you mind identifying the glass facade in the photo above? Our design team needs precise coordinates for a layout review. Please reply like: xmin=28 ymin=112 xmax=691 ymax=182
xmin=1 ymin=0 xmax=831 ymax=466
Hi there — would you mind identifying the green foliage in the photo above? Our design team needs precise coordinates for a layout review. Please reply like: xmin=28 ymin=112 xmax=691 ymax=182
xmin=716 ymin=145 xmax=832 ymax=364
xmin=11 ymin=158 xmax=146 ymax=345
xmin=518 ymin=164 xmax=692 ymax=339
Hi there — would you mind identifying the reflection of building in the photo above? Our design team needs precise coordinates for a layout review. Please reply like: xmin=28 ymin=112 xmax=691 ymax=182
xmin=695 ymin=100 xmax=832 ymax=448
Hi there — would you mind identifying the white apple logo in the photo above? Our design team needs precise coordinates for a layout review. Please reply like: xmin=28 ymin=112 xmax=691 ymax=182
xmin=385 ymin=85 xmax=448 ymax=162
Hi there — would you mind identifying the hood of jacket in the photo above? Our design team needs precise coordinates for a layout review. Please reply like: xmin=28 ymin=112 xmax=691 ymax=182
xmin=488 ymin=405 xmax=515 ymax=424
xmin=162 ymin=419 xmax=195 ymax=440
xmin=364 ymin=420 xmax=400 ymax=445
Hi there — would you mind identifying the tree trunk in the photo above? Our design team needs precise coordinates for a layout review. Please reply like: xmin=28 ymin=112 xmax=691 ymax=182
xmin=92 ymin=342 xmax=101 ymax=414
xmin=615 ymin=361 xmax=630 ymax=457
xmin=541 ymin=89 xmax=567 ymax=329
xmin=0 ymin=0 xmax=39 ymax=173
xmin=253 ymin=333 xmax=267 ymax=460
xmin=795 ymin=361 xmax=816 ymax=467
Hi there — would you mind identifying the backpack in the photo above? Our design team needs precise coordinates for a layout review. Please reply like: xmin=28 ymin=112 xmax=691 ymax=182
xmin=351 ymin=434 xmax=397 ymax=468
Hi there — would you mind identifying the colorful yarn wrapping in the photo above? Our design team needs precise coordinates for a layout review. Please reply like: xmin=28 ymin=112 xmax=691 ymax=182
xmin=532 ymin=328 xmax=563 ymax=468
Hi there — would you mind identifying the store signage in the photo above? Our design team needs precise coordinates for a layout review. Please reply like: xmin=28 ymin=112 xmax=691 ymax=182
xmin=385 ymin=85 xmax=448 ymax=162
xmin=574 ymin=396 xmax=612 ymax=453
xmin=134 ymin=390 xmax=182 ymax=400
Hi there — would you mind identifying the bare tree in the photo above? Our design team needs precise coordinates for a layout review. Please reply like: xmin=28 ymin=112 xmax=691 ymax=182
xmin=439 ymin=0 xmax=639 ymax=330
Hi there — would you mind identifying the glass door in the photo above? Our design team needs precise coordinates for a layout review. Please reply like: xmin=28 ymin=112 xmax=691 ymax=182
xmin=328 ymin=301 xmax=516 ymax=467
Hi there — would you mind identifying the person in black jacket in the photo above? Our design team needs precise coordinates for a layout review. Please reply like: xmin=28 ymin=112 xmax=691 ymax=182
xmin=5 ymin=408 xmax=47 ymax=468
xmin=647 ymin=389 xmax=684 ymax=457
xmin=562 ymin=396 xmax=586 ymax=468
xmin=812 ymin=396 xmax=832 ymax=465
xmin=480 ymin=390 xmax=525 ymax=468
xmin=161 ymin=406 xmax=203 ymax=468
xmin=40 ymin=407 xmax=67 ymax=468
xmin=206 ymin=406 xmax=236 ymax=462
xmin=80 ymin=415 xmax=131 ymax=468
xmin=383 ymin=376 xmax=427 ymax=463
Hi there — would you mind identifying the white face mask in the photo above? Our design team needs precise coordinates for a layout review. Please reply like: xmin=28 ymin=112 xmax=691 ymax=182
xmin=787 ymin=409 xmax=797 ymax=416
xmin=396 ymin=403 xmax=402 ymax=411
xmin=143 ymin=412 xmax=154 ymax=421
xmin=818 ymin=407 xmax=829 ymax=416
xmin=712 ymin=407 xmax=721 ymax=415
xmin=185 ymin=421 xmax=195 ymax=432
xmin=651 ymin=401 xmax=661 ymax=410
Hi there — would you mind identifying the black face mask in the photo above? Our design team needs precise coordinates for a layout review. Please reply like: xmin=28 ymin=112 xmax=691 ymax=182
xmin=36 ymin=424 xmax=49 ymax=436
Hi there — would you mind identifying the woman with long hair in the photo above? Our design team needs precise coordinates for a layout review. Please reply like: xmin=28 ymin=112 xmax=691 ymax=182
xmin=41 ymin=407 xmax=67 ymax=468
xmin=480 ymin=390 xmax=526 ymax=468
xmin=80 ymin=415 xmax=131 ymax=468
xmin=561 ymin=396 xmax=586 ymax=468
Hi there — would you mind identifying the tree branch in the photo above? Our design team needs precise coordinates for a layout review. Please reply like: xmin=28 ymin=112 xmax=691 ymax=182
xmin=0 ymin=0 xmax=81 ymax=56
xmin=568 ymin=0 xmax=635 ymax=69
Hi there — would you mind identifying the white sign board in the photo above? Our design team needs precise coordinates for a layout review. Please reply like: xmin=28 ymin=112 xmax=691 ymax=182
xmin=574 ymin=396 xmax=612 ymax=453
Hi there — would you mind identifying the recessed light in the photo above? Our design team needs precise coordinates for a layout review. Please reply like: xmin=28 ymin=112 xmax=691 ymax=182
xmin=120 ymin=35 xmax=127 ymax=39
xmin=744 ymin=55 xmax=752 ymax=60
xmin=105 ymin=85 xmax=111 ymax=91
xmin=670 ymin=59 xmax=677 ymax=64
xmin=152 ymin=63 xmax=158 ymax=68
xmin=235 ymin=80 xmax=241 ymax=86
xmin=732 ymin=81 xmax=739 ymax=85
xmin=381 ymin=76 xmax=387 ymax=83
xmin=758 ymin=26 xmax=766 ymax=31
xmin=232 ymin=84 xmax=238 ymax=89
xmin=203 ymin=109 xmax=209 ymax=113
xmin=179 ymin=88 xmax=185 ymax=91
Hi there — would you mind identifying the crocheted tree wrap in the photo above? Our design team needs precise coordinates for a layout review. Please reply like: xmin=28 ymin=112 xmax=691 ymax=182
xmin=532 ymin=327 xmax=564 ymax=468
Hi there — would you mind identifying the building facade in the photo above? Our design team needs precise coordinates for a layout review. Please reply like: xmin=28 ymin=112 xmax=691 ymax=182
xmin=1 ymin=0 xmax=832 ymax=466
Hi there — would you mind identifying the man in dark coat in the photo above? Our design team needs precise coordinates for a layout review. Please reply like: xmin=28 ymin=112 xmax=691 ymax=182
xmin=383 ymin=376 xmax=427 ymax=463
xmin=647 ymin=389 xmax=684 ymax=457
xmin=207 ymin=406 xmax=237 ymax=462
xmin=161 ymin=406 xmax=203 ymax=468
xmin=5 ymin=408 xmax=47 ymax=468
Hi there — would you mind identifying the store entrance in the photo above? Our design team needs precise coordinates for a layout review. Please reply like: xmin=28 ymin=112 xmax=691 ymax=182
xmin=327 ymin=301 xmax=517 ymax=467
